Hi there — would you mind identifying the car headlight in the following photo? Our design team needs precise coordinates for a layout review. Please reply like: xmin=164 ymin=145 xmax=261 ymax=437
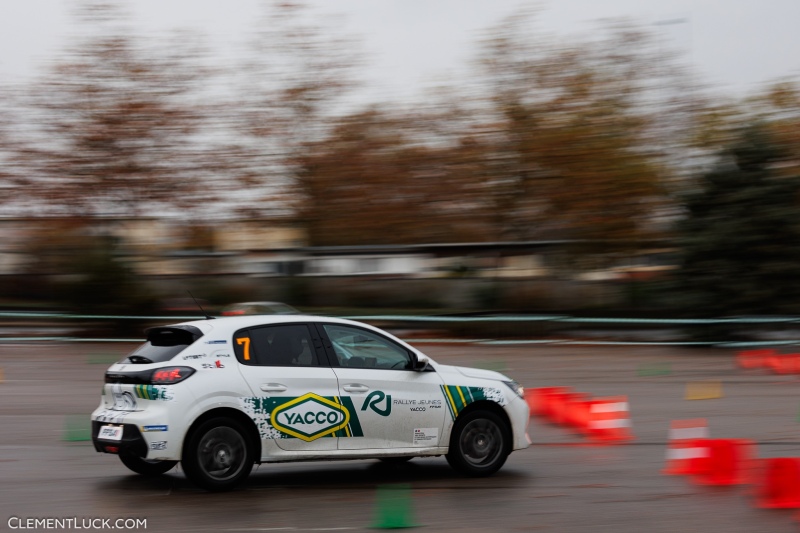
xmin=503 ymin=380 xmax=524 ymax=399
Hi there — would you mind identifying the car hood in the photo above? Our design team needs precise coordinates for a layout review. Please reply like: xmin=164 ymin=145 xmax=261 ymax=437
xmin=436 ymin=364 xmax=508 ymax=382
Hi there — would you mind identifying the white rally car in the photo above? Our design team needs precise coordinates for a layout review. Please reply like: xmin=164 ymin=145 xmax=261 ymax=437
xmin=92 ymin=315 xmax=530 ymax=491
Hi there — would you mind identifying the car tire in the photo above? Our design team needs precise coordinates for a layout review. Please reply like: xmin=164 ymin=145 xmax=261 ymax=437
xmin=446 ymin=410 xmax=510 ymax=477
xmin=118 ymin=454 xmax=178 ymax=476
xmin=182 ymin=417 xmax=254 ymax=491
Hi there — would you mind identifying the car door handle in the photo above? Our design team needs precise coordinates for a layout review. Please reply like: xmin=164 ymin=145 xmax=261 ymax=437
xmin=260 ymin=383 xmax=287 ymax=392
xmin=342 ymin=384 xmax=370 ymax=393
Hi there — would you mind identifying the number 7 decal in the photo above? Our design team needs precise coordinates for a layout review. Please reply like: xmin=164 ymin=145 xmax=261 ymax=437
xmin=236 ymin=337 xmax=251 ymax=361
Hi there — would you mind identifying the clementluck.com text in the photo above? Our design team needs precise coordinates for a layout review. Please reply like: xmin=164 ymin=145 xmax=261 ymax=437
xmin=7 ymin=517 xmax=147 ymax=530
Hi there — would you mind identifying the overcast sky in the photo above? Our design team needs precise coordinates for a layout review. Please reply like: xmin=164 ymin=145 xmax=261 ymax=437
xmin=1 ymin=0 xmax=799 ymax=103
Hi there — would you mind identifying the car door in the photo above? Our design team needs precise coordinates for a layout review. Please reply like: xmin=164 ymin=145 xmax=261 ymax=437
xmin=316 ymin=322 xmax=446 ymax=450
xmin=233 ymin=322 xmax=344 ymax=452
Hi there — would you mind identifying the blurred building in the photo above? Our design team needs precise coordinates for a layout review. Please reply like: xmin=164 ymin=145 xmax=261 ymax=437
xmin=0 ymin=216 xmax=675 ymax=280
xmin=0 ymin=216 xmax=684 ymax=311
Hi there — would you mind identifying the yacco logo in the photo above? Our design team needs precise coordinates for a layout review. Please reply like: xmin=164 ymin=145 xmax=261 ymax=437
xmin=271 ymin=393 xmax=350 ymax=442
xmin=361 ymin=391 xmax=392 ymax=417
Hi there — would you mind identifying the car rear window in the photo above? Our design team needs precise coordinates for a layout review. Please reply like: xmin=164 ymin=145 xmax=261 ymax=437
xmin=120 ymin=326 xmax=204 ymax=364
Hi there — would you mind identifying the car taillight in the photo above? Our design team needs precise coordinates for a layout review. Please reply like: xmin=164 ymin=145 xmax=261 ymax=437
xmin=150 ymin=366 xmax=195 ymax=384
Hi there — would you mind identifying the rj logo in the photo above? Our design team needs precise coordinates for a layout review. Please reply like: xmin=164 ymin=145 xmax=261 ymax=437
xmin=361 ymin=391 xmax=392 ymax=417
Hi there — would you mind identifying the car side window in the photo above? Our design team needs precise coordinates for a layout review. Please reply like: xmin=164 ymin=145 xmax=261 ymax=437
xmin=234 ymin=324 xmax=319 ymax=367
xmin=322 ymin=324 xmax=412 ymax=370
xmin=233 ymin=331 xmax=254 ymax=364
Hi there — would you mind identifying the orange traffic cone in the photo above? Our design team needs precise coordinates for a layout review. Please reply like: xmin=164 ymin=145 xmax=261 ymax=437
xmin=777 ymin=355 xmax=800 ymax=375
xmin=586 ymin=396 xmax=633 ymax=443
xmin=690 ymin=439 xmax=755 ymax=486
xmin=567 ymin=398 xmax=594 ymax=434
xmin=527 ymin=387 xmax=570 ymax=418
xmin=548 ymin=389 xmax=580 ymax=426
xmin=556 ymin=392 xmax=590 ymax=428
xmin=663 ymin=419 xmax=709 ymax=475
xmin=757 ymin=458 xmax=800 ymax=508
xmin=766 ymin=355 xmax=800 ymax=375
xmin=737 ymin=349 xmax=774 ymax=369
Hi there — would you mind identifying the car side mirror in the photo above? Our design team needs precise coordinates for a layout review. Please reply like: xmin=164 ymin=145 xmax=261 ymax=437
xmin=413 ymin=355 xmax=430 ymax=372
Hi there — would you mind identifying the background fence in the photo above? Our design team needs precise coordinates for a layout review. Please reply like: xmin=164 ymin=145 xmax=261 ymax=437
xmin=2 ymin=312 xmax=800 ymax=348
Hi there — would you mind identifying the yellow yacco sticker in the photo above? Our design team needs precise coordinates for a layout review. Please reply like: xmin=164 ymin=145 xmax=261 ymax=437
xmin=270 ymin=392 xmax=351 ymax=442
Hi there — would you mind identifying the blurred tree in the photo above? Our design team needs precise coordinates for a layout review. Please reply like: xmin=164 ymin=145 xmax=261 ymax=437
xmin=689 ymin=79 xmax=800 ymax=182
xmin=21 ymin=221 xmax=156 ymax=314
xmin=745 ymin=80 xmax=800 ymax=178
xmin=225 ymin=0 xmax=363 ymax=220
xmin=0 ymin=91 xmax=27 ymax=212
xmin=675 ymin=126 xmax=800 ymax=316
xmin=16 ymin=1 xmax=208 ymax=219
xmin=469 ymin=15 xmax=670 ymax=248
xmin=58 ymin=237 xmax=153 ymax=315
xmin=296 ymin=108 xmax=492 ymax=245
xmin=5 ymin=2 xmax=220 ymax=313
xmin=294 ymin=14 xmax=692 ymax=249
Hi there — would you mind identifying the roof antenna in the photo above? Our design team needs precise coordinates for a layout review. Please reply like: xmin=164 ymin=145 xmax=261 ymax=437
xmin=187 ymin=290 xmax=214 ymax=320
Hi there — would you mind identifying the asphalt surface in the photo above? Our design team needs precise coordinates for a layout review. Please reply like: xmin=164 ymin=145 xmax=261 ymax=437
xmin=2 ymin=342 xmax=800 ymax=532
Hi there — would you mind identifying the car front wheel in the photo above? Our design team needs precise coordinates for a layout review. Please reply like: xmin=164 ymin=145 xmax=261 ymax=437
xmin=118 ymin=454 xmax=178 ymax=476
xmin=446 ymin=410 xmax=510 ymax=477
xmin=182 ymin=418 xmax=254 ymax=491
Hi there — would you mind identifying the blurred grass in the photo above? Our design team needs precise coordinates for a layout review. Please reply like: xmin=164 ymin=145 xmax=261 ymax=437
xmin=637 ymin=362 xmax=672 ymax=377
xmin=62 ymin=415 xmax=91 ymax=442
xmin=86 ymin=353 xmax=120 ymax=365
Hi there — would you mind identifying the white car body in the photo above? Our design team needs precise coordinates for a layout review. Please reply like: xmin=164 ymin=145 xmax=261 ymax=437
xmin=92 ymin=315 xmax=530 ymax=489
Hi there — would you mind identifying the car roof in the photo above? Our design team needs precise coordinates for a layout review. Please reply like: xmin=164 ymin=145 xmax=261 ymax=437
xmin=160 ymin=314 xmax=425 ymax=358
xmin=175 ymin=314 xmax=373 ymax=336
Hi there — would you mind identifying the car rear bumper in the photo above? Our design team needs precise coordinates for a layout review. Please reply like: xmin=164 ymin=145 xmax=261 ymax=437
xmin=92 ymin=403 xmax=180 ymax=460
xmin=91 ymin=421 xmax=148 ymax=457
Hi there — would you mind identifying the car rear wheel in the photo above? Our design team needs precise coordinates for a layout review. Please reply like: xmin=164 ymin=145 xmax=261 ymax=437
xmin=446 ymin=410 xmax=509 ymax=477
xmin=118 ymin=454 xmax=178 ymax=476
xmin=182 ymin=418 xmax=254 ymax=491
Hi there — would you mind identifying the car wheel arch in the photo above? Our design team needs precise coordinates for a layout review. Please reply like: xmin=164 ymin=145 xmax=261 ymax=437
xmin=449 ymin=400 xmax=512 ymax=454
xmin=183 ymin=407 xmax=262 ymax=463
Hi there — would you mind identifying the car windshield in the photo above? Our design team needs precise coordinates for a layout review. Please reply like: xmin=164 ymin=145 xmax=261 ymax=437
xmin=323 ymin=324 xmax=411 ymax=369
